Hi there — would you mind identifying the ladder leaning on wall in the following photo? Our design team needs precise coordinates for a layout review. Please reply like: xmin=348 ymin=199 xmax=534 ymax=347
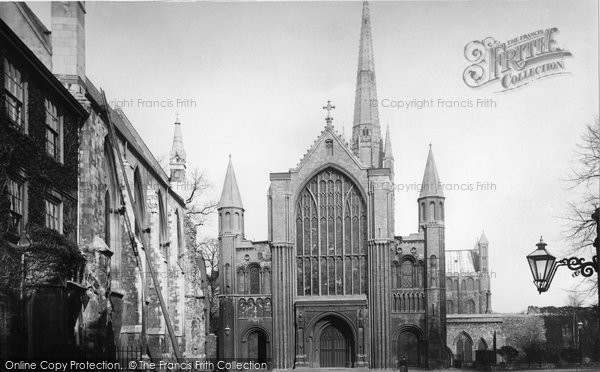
xmin=100 ymin=89 xmax=183 ymax=363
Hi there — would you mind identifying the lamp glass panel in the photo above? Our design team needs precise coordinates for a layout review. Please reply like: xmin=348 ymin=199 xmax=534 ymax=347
xmin=528 ymin=256 xmax=539 ymax=281
xmin=543 ymin=256 xmax=556 ymax=281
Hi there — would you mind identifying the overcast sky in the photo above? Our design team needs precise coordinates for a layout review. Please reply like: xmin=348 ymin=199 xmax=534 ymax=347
xmin=29 ymin=0 xmax=599 ymax=313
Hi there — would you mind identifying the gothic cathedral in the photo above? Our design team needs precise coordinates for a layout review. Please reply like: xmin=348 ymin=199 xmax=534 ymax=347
xmin=216 ymin=2 xmax=451 ymax=369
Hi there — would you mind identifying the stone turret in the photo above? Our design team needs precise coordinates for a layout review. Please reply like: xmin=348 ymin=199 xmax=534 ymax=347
xmin=418 ymin=145 xmax=445 ymax=230
xmin=216 ymin=156 xmax=245 ymax=360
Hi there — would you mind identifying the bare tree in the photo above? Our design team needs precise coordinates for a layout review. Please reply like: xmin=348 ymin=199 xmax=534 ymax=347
xmin=183 ymin=168 xmax=218 ymax=228
xmin=563 ymin=119 xmax=600 ymax=298
xmin=566 ymin=288 xmax=585 ymax=307
xmin=565 ymin=119 xmax=600 ymax=252
xmin=198 ymin=237 xmax=220 ymax=331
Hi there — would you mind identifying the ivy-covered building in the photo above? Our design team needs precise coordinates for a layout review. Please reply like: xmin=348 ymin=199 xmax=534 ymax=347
xmin=0 ymin=17 xmax=88 ymax=359
xmin=0 ymin=1 xmax=212 ymax=362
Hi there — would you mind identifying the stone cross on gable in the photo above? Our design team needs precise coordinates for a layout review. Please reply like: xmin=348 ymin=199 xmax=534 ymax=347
xmin=323 ymin=100 xmax=335 ymax=126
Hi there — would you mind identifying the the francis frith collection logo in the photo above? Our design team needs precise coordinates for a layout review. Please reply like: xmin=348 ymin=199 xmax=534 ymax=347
xmin=463 ymin=28 xmax=572 ymax=92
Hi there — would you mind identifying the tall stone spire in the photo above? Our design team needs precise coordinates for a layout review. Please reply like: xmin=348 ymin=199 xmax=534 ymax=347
xmin=419 ymin=145 xmax=444 ymax=198
xmin=351 ymin=1 xmax=382 ymax=168
xmin=218 ymin=156 xmax=244 ymax=210
xmin=169 ymin=116 xmax=186 ymax=182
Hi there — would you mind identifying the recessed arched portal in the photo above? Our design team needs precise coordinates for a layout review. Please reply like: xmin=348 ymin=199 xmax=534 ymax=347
xmin=310 ymin=314 xmax=355 ymax=368
xmin=241 ymin=327 xmax=270 ymax=363
xmin=397 ymin=330 xmax=420 ymax=367
xmin=393 ymin=325 xmax=425 ymax=368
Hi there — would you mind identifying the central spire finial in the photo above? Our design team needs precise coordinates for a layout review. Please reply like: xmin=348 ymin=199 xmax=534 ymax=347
xmin=323 ymin=100 xmax=336 ymax=127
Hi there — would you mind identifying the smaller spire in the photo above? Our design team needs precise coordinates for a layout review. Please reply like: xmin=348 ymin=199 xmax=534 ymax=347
xmin=170 ymin=115 xmax=186 ymax=163
xmin=384 ymin=125 xmax=393 ymax=158
xmin=169 ymin=115 xmax=186 ymax=182
xmin=479 ymin=231 xmax=489 ymax=244
xmin=419 ymin=145 xmax=444 ymax=198
xmin=218 ymin=156 xmax=244 ymax=210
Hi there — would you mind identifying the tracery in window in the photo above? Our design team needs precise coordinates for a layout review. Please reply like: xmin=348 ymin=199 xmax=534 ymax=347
xmin=296 ymin=168 xmax=366 ymax=296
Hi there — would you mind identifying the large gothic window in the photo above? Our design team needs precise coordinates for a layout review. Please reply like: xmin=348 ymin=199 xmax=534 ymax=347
xmin=296 ymin=168 xmax=367 ymax=296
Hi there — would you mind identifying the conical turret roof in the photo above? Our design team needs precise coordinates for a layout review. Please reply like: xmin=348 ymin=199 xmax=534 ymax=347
xmin=419 ymin=145 xmax=444 ymax=198
xmin=218 ymin=156 xmax=243 ymax=209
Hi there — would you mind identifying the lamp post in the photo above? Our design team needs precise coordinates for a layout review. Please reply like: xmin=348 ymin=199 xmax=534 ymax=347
xmin=526 ymin=208 xmax=600 ymax=359
xmin=578 ymin=321 xmax=583 ymax=365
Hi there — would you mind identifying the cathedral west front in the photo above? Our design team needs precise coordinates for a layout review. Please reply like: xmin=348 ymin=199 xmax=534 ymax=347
xmin=215 ymin=2 xmax=490 ymax=370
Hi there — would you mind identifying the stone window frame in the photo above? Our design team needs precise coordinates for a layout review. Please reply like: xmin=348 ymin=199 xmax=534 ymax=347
xmin=44 ymin=98 xmax=63 ymax=163
xmin=44 ymin=196 xmax=62 ymax=233
xmin=6 ymin=172 xmax=28 ymax=235
xmin=3 ymin=58 xmax=27 ymax=130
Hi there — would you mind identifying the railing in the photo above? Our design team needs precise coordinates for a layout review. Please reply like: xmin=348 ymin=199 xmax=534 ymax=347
xmin=392 ymin=289 xmax=425 ymax=313
xmin=116 ymin=344 xmax=143 ymax=371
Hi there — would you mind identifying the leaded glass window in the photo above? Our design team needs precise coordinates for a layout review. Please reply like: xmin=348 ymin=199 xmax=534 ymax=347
xmin=296 ymin=168 xmax=367 ymax=296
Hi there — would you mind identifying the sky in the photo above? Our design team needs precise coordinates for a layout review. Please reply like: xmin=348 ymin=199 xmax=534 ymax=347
xmin=27 ymin=0 xmax=599 ymax=313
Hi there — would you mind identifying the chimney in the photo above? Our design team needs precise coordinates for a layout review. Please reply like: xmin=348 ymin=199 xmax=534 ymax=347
xmin=51 ymin=2 xmax=86 ymax=89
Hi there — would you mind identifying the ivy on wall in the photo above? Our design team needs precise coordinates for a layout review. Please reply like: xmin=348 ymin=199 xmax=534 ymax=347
xmin=0 ymin=45 xmax=85 ymax=292
xmin=0 ymin=225 xmax=85 ymax=291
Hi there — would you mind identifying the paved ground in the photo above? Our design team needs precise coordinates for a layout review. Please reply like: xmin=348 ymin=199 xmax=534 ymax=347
xmin=414 ymin=368 xmax=599 ymax=372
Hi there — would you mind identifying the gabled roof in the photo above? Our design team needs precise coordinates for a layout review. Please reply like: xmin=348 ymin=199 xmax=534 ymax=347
xmin=218 ymin=156 xmax=244 ymax=210
xmin=294 ymin=123 xmax=364 ymax=171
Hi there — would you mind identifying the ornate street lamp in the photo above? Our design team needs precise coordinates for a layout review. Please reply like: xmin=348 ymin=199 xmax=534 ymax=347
xmin=526 ymin=237 xmax=558 ymax=293
xmin=526 ymin=208 xmax=600 ymax=294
